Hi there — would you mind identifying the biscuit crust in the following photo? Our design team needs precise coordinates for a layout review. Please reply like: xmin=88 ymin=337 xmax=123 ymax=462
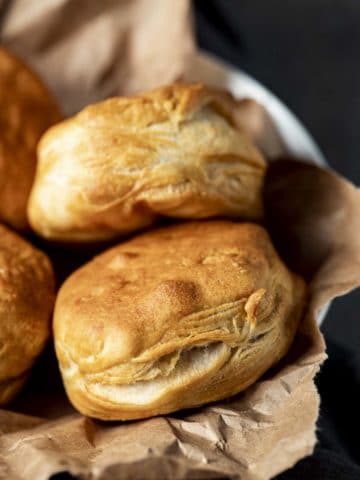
xmin=28 ymin=84 xmax=266 ymax=241
xmin=0 ymin=224 xmax=55 ymax=405
xmin=54 ymin=221 xmax=305 ymax=420
xmin=0 ymin=48 xmax=61 ymax=229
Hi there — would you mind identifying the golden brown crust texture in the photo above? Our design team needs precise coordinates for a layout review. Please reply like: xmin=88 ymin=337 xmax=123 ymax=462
xmin=0 ymin=47 xmax=62 ymax=230
xmin=28 ymin=83 xmax=266 ymax=242
xmin=54 ymin=221 xmax=305 ymax=420
xmin=0 ymin=224 xmax=55 ymax=405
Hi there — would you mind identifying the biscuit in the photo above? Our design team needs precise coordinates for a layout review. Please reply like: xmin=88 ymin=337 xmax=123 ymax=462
xmin=0 ymin=47 xmax=61 ymax=229
xmin=28 ymin=83 xmax=266 ymax=242
xmin=54 ymin=221 xmax=305 ymax=420
xmin=0 ymin=224 xmax=55 ymax=404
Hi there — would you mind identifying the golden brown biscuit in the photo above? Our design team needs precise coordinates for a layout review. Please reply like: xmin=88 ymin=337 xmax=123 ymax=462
xmin=0 ymin=47 xmax=61 ymax=230
xmin=0 ymin=224 xmax=55 ymax=404
xmin=54 ymin=221 xmax=305 ymax=420
xmin=28 ymin=83 xmax=266 ymax=242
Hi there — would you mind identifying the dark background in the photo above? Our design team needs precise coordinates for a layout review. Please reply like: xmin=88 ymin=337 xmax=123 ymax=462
xmin=194 ymin=1 xmax=360 ymax=479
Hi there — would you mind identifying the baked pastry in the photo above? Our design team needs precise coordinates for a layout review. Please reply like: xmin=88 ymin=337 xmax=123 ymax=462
xmin=54 ymin=221 xmax=305 ymax=420
xmin=28 ymin=83 xmax=266 ymax=242
xmin=0 ymin=47 xmax=61 ymax=230
xmin=0 ymin=224 xmax=55 ymax=404
xmin=202 ymin=87 xmax=285 ymax=157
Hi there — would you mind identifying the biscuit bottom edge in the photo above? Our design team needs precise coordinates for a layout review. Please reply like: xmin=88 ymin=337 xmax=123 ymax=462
xmin=59 ymin=319 xmax=298 ymax=421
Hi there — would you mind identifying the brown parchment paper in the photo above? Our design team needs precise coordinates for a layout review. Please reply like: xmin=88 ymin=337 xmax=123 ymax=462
xmin=1 ymin=0 xmax=194 ymax=115
xmin=1 ymin=2 xmax=360 ymax=480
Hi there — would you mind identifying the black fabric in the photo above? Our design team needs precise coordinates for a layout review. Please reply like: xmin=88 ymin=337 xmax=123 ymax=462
xmin=194 ymin=1 xmax=360 ymax=479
